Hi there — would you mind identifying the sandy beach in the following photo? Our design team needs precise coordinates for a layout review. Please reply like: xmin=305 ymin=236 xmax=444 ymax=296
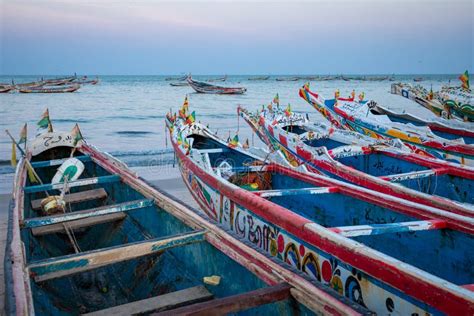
xmin=0 ymin=166 xmax=195 ymax=314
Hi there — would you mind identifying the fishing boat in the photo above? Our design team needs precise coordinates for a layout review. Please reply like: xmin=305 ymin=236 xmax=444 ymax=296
xmin=18 ymin=84 xmax=81 ymax=93
xmin=276 ymin=77 xmax=299 ymax=81
xmin=4 ymin=121 xmax=366 ymax=315
xmin=187 ymin=77 xmax=246 ymax=94
xmin=165 ymin=75 xmax=188 ymax=81
xmin=375 ymin=84 xmax=474 ymax=143
xmin=207 ymin=75 xmax=227 ymax=82
xmin=299 ymin=84 xmax=474 ymax=166
xmin=70 ymin=77 xmax=100 ymax=85
xmin=169 ymin=81 xmax=189 ymax=87
xmin=238 ymin=105 xmax=474 ymax=218
xmin=0 ymin=85 xmax=15 ymax=93
xmin=166 ymin=106 xmax=474 ymax=315
xmin=248 ymin=76 xmax=270 ymax=81
xmin=413 ymin=77 xmax=424 ymax=82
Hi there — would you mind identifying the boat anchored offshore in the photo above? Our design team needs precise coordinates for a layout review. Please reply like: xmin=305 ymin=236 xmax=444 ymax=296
xmin=18 ymin=84 xmax=81 ymax=93
xmin=299 ymin=84 xmax=474 ymax=166
xmin=187 ymin=76 xmax=246 ymax=94
xmin=4 ymin=115 xmax=369 ymax=315
xmin=166 ymin=103 xmax=474 ymax=315
xmin=238 ymin=105 xmax=474 ymax=218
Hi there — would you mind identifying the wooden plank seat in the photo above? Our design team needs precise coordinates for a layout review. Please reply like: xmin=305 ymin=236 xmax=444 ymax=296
xmin=30 ymin=155 xmax=92 ymax=168
xmin=83 ymin=286 xmax=213 ymax=316
xmin=254 ymin=187 xmax=338 ymax=198
xmin=196 ymin=148 xmax=229 ymax=154
xmin=31 ymin=188 xmax=108 ymax=210
xmin=24 ymin=174 xmax=121 ymax=194
xmin=31 ymin=213 xmax=126 ymax=236
xmin=153 ymin=283 xmax=292 ymax=316
xmin=329 ymin=219 xmax=447 ymax=237
xmin=22 ymin=199 xmax=154 ymax=229
xmin=380 ymin=167 xmax=449 ymax=182
xmin=28 ymin=229 xmax=206 ymax=282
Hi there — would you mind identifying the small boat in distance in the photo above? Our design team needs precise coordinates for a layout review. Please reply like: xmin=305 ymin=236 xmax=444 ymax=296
xmin=276 ymin=77 xmax=299 ymax=81
xmin=207 ymin=75 xmax=227 ymax=82
xmin=0 ymin=85 xmax=15 ymax=93
xmin=413 ymin=77 xmax=424 ymax=82
xmin=165 ymin=74 xmax=188 ymax=81
xmin=187 ymin=76 xmax=246 ymax=94
xmin=248 ymin=76 xmax=270 ymax=81
xmin=18 ymin=84 xmax=81 ymax=93
xmin=170 ymin=81 xmax=189 ymax=87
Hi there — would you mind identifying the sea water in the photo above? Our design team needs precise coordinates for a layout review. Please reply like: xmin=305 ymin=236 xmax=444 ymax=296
xmin=0 ymin=74 xmax=460 ymax=192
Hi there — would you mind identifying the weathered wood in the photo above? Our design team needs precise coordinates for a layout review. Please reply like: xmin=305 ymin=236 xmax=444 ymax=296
xmin=24 ymin=175 xmax=120 ymax=193
xmin=254 ymin=186 xmax=337 ymax=198
xmin=31 ymin=188 xmax=108 ymax=210
xmin=23 ymin=199 xmax=152 ymax=229
xmin=28 ymin=230 xmax=206 ymax=282
xmin=329 ymin=219 xmax=447 ymax=237
xmin=84 ymin=285 xmax=213 ymax=316
xmin=31 ymin=213 xmax=126 ymax=236
xmin=154 ymin=283 xmax=292 ymax=316
xmin=30 ymin=155 xmax=92 ymax=168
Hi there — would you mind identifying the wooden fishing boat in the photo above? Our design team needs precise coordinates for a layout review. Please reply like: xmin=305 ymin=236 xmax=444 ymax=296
xmin=4 ymin=125 xmax=367 ymax=315
xmin=238 ymin=105 xmax=474 ymax=218
xmin=248 ymin=76 xmax=270 ymax=81
xmin=375 ymin=85 xmax=474 ymax=143
xmin=18 ymin=84 xmax=80 ymax=93
xmin=276 ymin=77 xmax=299 ymax=81
xmin=187 ymin=77 xmax=246 ymax=95
xmin=413 ymin=77 xmax=424 ymax=82
xmin=169 ymin=81 xmax=189 ymax=87
xmin=299 ymin=85 xmax=474 ymax=166
xmin=13 ymin=80 xmax=45 ymax=89
xmin=166 ymin=109 xmax=474 ymax=315
xmin=207 ymin=75 xmax=227 ymax=82
xmin=0 ymin=85 xmax=15 ymax=93
xmin=438 ymin=85 xmax=473 ymax=122
xmin=165 ymin=75 xmax=188 ymax=81
xmin=69 ymin=77 xmax=100 ymax=85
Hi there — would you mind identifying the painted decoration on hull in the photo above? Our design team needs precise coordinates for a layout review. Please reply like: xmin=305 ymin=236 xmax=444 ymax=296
xmin=179 ymin=161 xmax=433 ymax=316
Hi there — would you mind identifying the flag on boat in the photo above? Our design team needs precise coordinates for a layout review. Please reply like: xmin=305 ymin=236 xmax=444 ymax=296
xmin=358 ymin=92 xmax=365 ymax=102
xmin=243 ymin=138 xmax=249 ymax=149
xmin=304 ymin=82 xmax=310 ymax=90
xmin=350 ymin=90 xmax=355 ymax=101
xmin=26 ymin=163 xmax=39 ymax=183
xmin=335 ymin=89 xmax=340 ymax=99
xmin=459 ymin=70 xmax=470 ymax=90
xmin=428 ymin=86 xmax=434 ymax=100
xmin=284 ymin=104 xmax=292 ymax=117
xmin=273 ymin=93 xmax=280 ymax=105
xmin=229 ymin=134 xmax=239 ymax=148
xmin=37 ymin=109 xmax=53 ymax=134
xmin=71 ymin=124 xmax=83 ymax=146
xmin=177 ymin=132 xmax=183 ymax=145
xmin=10 ymin=142 xmax=16 ymax=168
xmin=185 ymin=111 xmax=195 ymax=125
xmin=267 ymin=103 xmax=273 ymax=111
xmin=19 ymin=123 xmax=27 ymax=145
xmin=182 ymin=96 xmax=189 ymax=112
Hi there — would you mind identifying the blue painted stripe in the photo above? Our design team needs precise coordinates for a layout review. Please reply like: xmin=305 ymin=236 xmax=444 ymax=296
xmin=30 ymin=155 xmax=92 ymax=168
xmin=23 ymin=199 xmax=153 ymax=228
xmin=24 ymin=174 xmax=120 ymax=193
xmin=28 ymin=230 xmax=206 ymax=281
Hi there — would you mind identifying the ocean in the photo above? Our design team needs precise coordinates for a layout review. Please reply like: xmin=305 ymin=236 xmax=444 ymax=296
xmin=0 ymin=74 xmax=459 ymax=192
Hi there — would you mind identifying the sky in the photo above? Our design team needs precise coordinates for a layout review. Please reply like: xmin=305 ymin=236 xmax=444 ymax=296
xmin=0 ymin=0 xmax=472 ymax=75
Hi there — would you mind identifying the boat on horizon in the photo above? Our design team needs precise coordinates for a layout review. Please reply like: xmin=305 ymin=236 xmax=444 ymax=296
xmin=18 ymin=84 xmax=81 ymax=93
xmin=207 ymin=75 xmax=227 ymax=82
xmin=4 ymin=117 xmax=364 ymax=315
xmin=166 ymin=104 xmax=474 ymax=315
xmin=187 ymin=76 xmax=246 ymax=94
xmin=248 ymin=76 xmax=270 ymax=81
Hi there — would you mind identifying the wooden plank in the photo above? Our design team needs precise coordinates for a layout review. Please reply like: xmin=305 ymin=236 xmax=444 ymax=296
xmin=197 ymin=148 xmax=228 ymax=154
xmin=28 ymin=230 xmax=206 ymax=282
xmin=329 ymin=219 xmax=447 ymax=237
xmin=24 ymin=175 xmax=120 ymax=193
xmin=30 ymin=155 xmax=92 ymax=168
xmin=23 ymin=199 xmax=153 ymax=229
xmin=84 ymin=286 xmax=213 ymax=316
xmin=154 ymin=283 xmax=291 ymax=316
xmin=31 ymin=188 xmax=108 ymax=210
xmin=31 ymin=213 xmax=126 ymax=236
xmin=254 ymin=186 xmax=338 ymax=198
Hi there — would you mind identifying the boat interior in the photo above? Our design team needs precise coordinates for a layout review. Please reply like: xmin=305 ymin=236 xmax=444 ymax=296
xmin=188 ymin=134 xmax=474 ymax=287
xmin=21 ymin=146 xmax=309 ymax=315
xmin=280 ymin=124 xmax=473 ymax=205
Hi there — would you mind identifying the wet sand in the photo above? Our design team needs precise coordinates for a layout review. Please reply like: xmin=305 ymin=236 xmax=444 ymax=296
xmin=0 ymin=169 xmax=195 ymax=314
